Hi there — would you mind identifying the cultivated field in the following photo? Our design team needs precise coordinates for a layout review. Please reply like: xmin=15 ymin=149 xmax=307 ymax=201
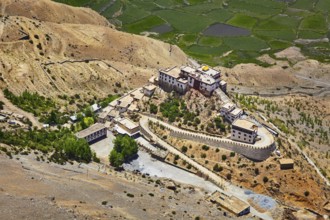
xmin=55 ymin=0 xmax=330 ymax=67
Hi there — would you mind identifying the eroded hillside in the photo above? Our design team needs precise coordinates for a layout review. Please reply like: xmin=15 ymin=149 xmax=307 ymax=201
xmin=0 ymin=0 xmax=188 ymax=99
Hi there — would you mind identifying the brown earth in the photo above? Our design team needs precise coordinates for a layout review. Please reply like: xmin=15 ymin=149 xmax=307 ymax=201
xmin=0 ymin=0 xmax=188 ymax=100
xmin=0 ymin=151 xmax=230 ymax=220
xmin=0 ymin=0 xmax=111 ymax=26
xmin=218 ymin=47 xmax=330 ymax=96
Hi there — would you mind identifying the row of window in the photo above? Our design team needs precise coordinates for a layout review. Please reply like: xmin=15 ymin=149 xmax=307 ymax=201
xmin=232 ymin=130 xmax=252 ymax=138
xmin=232 ymin=134 xmax=252 ymax=142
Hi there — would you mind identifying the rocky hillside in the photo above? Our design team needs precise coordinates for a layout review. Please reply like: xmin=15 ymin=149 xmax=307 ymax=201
xmin=0 ymin=0 xmax=188 ymax=99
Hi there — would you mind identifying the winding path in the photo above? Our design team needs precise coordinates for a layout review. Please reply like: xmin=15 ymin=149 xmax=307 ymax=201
xmin=139 ymin=115 xmax=274 ymax=220
xmin=140 ymin=115 xmax=228 ymax=189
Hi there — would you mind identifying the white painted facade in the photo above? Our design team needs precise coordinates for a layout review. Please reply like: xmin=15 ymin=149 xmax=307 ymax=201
xmin=158 ymin=67 xmax=188 ymax=94
xmin=220 ymin=103 xmax=243 ymax=123
xmin=227 ymin=108 xmax=243 ymax=123
xmin=75 ymin=123 xmax=107 ymax=144
xmin=231 ymin=119 xmax=257 ymax=144
xmin=159 ymin=65 xmax=223 ymax=96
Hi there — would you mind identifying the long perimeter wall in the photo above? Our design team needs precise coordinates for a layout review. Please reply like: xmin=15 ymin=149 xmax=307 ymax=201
xmin=148 ymin=117 xmax=276 ymax=161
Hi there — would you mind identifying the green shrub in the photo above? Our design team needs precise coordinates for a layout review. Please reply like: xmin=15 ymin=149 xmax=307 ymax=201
xmin=150 ymin=103 xmax=158 ymax=114
xmin=181 ymin=146 xmax=188 ymax=153
xmin=109 ymin=135 xmax=138 ymax=168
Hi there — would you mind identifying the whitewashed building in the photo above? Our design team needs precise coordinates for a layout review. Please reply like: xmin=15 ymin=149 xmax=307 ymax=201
xmin=231 ymin=119 xmax=258 ymax=144
xmin=116 ymin=96 xmax=134 ymax=113
xmin=143 ymin=84 xmax=157 ymax=97
xmin=115 ymin=118 xmax=140 ymax=138
xmin=220 ymin=102 xmax=235 ymax=116
xmin=158 ymin=67 xmax=188 ymax=94
xmin=220 ymin=80 xmax=227 ymax=93
xmin=227 ymin=107 xmax=243 ymax=122
xmin=159 ymin=65 xmax=224 ymax=96
xmin=75 ymin=123 xmax=107 ymax=144
xmin=220 ymin=103 xmax=243 ymax=122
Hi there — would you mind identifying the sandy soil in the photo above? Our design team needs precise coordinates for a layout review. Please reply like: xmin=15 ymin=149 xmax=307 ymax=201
xmin=0 ymin=0 xmax=188 ymax=100
xmin=0 ymin=151 xmax=232 ymax=220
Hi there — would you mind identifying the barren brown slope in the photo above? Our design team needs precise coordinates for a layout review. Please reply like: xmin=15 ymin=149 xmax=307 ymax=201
xmin=0 ymin=0 xmax=187 ymax=98
xmin=1 ymin=0 xmax=110 ymax=26
xmin=0 ymin=153 xmax=226 ymax=220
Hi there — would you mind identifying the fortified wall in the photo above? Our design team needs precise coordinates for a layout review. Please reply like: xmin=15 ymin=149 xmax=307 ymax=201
xmin=147 ymin=119 xmax=275 ymax=161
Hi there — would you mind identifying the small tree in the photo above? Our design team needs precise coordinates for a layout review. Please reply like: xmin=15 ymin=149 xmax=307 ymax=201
xmin=222 ymin=155 xmax=227 ymax=161
xmin=304 ymin=191 xmax=309 ymax=197
xmin=109 ymin=135 xmax=138 ymax=168
xmin=202 ymin=145 xmax=209 ymax=151
xmin=149 ymin=103 xmax=158 ymax=114
xmin=263 ymin=176 xmax=269 ymax=183
xmin=255 ymin=168 xmax=260 ymax=176
xmin=181 ymin=146 xmax=188 ymax=153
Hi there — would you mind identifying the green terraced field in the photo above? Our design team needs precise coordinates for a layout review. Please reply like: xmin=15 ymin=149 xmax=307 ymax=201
xmin=54 ymin=0 xmax=330 ymax=66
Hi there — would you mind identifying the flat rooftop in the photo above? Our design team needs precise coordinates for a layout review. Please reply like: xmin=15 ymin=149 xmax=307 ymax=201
xmin=181 ymin=66 xmax=195 ymax=74
xmin=230 ymin=108 xmax=243 ymax=116
xmin=131 ymin=89 xmax=144 ymax=100
xmin=220 ymin=80 xmax=227 ymax=85
xmin=161 ymin=67 xmax=181 ymax=79
xmin=118 ymin=96 xmax=134 ymax=108
xmin=108 ymin=109 xmax=119 ymax=118
xmin=118 ymin=118 xmax=139 ymax=130
xmin=222 ymin=102 xmax=235 ymax=110
xmin=232 ymin=119 xmax=257 ymax=132
xmin=198 ymin=66 xmax=220 ymax=77
xmin=209 ymin=191 xmax=249 ymax=215
xmin=98 ymin=111 xmax=108 ymax=119
xmin=75 ymin=123 xmax=106 ymax=139
xmin=144 ymin=84 xmax=157 ymax=91
xmin=200 ymin=74 xmax=216 ymax=85
xmin=279 ymin=158 xmax=294 ymax=165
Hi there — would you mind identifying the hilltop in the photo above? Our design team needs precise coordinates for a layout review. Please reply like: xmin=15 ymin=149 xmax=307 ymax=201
xmin=0 ymin=0 xmax=188 ymax=99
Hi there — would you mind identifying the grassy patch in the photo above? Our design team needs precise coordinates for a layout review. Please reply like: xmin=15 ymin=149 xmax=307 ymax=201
xmin=206 ymin=8 xmax=233 ymax=22
xmin=54 ymin=0 xmax=90 ymax=7
xmin=101 ymin=0 xmax=123 ymax=19
xmin=300 ymin=13 xmax=328 ymax=32
xmin=254 ymin=29 xmax=296 ymax=41
xmin=155 ymin=10 xmax=212 ymax=33
xmin=222 ymin=36 xmax=268 ymax=51
xmin=298 ymin=30 xmax=326 ymax=39
xmin=226 ymin=14 xmax=258 ymax=29
xmin=290 ymin=0 xmax=316 ymax=10
xmin=124 ymin=15 xmax=165 ymax=33
xmin=117 ymin=2 xmax=150 ymax=24
xmin=315 ymin=0 xmax=330 ymax=12
xmin=198 ymin=36 xmax=222 ymax=47
xmin=178 ymin=34 xmax=198 ymax=47
xmin=268 ymin=40 xmax=292 ymax=50
xmin=56 ymin=0 xmax=330 ymax=66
